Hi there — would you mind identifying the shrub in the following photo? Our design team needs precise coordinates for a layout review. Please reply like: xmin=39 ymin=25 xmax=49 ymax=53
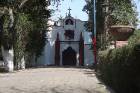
xmin=97 ymin=30 xmax=140 ymax=93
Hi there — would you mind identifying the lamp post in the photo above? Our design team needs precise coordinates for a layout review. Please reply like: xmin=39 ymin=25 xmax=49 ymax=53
xmin=92 ymin=0 xmax=97 ymax=65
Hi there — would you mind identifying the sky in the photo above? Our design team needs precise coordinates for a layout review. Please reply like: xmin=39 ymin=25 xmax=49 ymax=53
xmin=135 ymin=0 xmax=140 ymax=28
xmin=49 ymin=0 xmax=88 ymax=21
xmin=135 ymin=0 xmax=140 ymax=17
xmin=50 ymin=0 xmax=140 ymax=28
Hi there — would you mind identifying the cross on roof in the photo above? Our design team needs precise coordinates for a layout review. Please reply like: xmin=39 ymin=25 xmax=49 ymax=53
xmin=68 ymin=7 xmax=71 ymax=16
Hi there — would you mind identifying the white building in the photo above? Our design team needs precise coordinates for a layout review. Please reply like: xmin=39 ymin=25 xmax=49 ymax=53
xmin=37 ymin=10 xmax=94 ymax=66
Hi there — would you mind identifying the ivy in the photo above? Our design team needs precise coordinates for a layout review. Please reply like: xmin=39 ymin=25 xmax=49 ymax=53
xmin=13 ymin=13 xmax=32 ymax=69
xmin=2 ymin=15 xmax=13 ymax=50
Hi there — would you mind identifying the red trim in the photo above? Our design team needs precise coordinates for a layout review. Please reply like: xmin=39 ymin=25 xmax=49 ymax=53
xmin=92 ymin=37 xmax=97 ymax=65
xmin=79 ymin=33 xmax=84 ymax=66
xmin=55 ymin=33 xmax=60 ymax=65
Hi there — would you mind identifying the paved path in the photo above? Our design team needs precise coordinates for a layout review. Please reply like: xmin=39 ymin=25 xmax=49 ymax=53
xmin=0 ymin=67 xmax=114 ymax=93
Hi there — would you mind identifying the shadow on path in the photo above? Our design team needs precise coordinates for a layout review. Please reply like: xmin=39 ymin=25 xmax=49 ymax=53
xmin=83 ymin=68 xmax=116 ymax=93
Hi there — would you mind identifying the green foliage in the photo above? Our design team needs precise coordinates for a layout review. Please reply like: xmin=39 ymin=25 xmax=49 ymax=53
xmin=2 ymin=15 xmax=13 ymax=50
xmin=83 ymin=0 xmax=138 ymax=28
xmin=128 ymin=30 xmax=140 ymax=45
xmin=83 ymin=0 xmax=138 ymax=50
xmin=110 ymin=0 xmax=138 ymax=25
xmin=98 ymin=30 xmax=140 ymax=93
xmin=0 ymin=0 xmax=53 ymax=69
xmin=13 ymin=13 xmax=32 ymax=69
xmin=0 ymin=0 xmax=15 ymax=6
xmin=83 ymin=0 xmax=94 ymax=32
xmin=22 ymin=0 xmax=51 ymax=61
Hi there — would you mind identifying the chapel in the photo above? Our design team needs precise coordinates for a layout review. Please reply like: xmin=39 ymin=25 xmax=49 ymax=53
xmin=37 ymin=8 xmax=94 ymax=66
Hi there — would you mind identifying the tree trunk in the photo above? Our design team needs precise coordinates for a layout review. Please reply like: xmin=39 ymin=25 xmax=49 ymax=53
xmin=20 ymin=56 xmax=25 ymax=69
xmin=1 ymin=46 xmax=14 ymax=72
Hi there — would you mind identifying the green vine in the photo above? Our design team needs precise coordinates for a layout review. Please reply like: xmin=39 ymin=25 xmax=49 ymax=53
xmin=14 ymin=13 xmax=32 ymax=69
xmin=2 ymin=15 xmax=13 ymax=50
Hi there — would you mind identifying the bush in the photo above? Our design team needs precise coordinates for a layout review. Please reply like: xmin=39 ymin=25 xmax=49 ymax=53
xmin=97 ymin=30 xmax=140 ymax=93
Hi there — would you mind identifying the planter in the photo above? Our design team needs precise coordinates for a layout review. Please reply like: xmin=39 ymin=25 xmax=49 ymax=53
xmin=109 ymin=25 xmax=135 ymax=41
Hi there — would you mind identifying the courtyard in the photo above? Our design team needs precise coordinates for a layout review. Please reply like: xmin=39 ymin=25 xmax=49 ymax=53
xmin=0 ymin=67 xmax=113 ymax=93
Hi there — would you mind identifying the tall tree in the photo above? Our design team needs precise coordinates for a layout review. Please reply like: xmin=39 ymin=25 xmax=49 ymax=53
xmin=21 ymin=0 xmax=51 ymax=66
xmin=83 ymin=0 xmax=138 ymax=50
xmin=0 ymin=0 xmax=61 ymax=70
xmin=0 ymin=0 xmax=32 ymax=70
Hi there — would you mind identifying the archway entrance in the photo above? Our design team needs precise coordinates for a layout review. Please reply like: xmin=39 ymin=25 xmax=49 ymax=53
xmin=62 ymin=47 xmax=76 ymax=66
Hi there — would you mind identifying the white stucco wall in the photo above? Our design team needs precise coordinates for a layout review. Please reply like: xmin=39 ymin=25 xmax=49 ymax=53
xmin=84 ymin=45 xmax=94 ymax=66
xmin=37 ymin=16 xmax=94 ymax=66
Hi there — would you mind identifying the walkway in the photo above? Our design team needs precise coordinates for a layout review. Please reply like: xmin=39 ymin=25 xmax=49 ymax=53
xmin=0 ymin=67 xmax=114 ymax=93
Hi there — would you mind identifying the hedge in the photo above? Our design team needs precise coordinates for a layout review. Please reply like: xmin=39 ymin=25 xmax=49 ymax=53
xmin=97 ymin=30 xmax=140 ymax=93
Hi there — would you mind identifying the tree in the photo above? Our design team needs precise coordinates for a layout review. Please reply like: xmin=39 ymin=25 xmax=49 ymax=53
xmin=21 ymin=0 xmax=51 ymax=67
xmin=0 ymin=0 xmax=32 ymax=70
xmin=0 ymin=0 xmax=63 ymax=70
xmin=0 ymin=0 xmax=48 ymax=70
xmin=110 ymin=0 xmax=138 ymax=26
xmin=83 ymin=0 xmax=138 ymax=50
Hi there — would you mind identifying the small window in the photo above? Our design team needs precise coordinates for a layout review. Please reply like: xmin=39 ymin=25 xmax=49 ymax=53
xmin=64 ymin=30 xmax=74 ymax=39
xmin=65 ymin=19 xmax=73 ymax=25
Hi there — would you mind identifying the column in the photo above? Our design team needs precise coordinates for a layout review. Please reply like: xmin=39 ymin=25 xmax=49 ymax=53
xmin=79 ymin=33 xmax=84 ymax=66
xmin=55 ymin=33 xmax=60 ymax=66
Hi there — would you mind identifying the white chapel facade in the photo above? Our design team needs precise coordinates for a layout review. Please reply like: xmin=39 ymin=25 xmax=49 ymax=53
xmin=37 ymin=9 xmax=94 ymax=66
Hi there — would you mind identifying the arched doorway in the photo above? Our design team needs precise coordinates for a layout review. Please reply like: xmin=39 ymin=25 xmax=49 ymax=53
xmin=62 ymin=47 xmax=76 ymax=66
